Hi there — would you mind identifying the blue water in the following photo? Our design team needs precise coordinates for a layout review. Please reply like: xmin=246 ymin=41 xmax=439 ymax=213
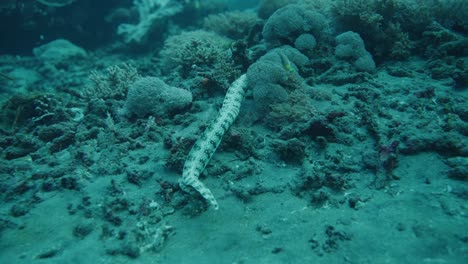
xmin=0 ymin=1 xmax=466 ymax=263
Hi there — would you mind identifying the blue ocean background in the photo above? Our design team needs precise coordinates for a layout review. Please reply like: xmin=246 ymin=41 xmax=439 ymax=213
xmin=0 ymin=1 xmax=466 ymax=263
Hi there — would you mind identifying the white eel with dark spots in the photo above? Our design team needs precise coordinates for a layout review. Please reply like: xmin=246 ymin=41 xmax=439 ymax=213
xmin=180 ymin=74 xmax=248 ymax=210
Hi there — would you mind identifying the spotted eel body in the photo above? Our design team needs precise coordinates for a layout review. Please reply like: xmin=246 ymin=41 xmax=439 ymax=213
xmin=180 ymin=74 xmax=247 ymax=210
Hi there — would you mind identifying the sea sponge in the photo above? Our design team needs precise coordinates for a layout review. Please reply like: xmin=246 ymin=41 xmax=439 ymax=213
xmin=335 ymin=31 xmax=376 ymax=72
xmin=33 ymin=39 xmax=87 ymax=63
xmin=294 ymin=33 xmax=317 ymax=55
xmin=262 ymin=4 xmax=328 ymax=47
xmin=121 ymin=77 xmax=192 ymax=118
xmin=247 ymin=46 xmax=307 ymax=114
xmin=247 ymin=46 xmax=307 ymax=86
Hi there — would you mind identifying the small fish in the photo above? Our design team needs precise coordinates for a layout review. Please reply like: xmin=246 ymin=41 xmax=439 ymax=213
xmin=279 ymin=52 xmax=295 ymax=73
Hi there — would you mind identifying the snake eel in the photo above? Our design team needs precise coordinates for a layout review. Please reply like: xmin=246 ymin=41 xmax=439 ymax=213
xmin=180 ymin=74 xmax=247 ymax=210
